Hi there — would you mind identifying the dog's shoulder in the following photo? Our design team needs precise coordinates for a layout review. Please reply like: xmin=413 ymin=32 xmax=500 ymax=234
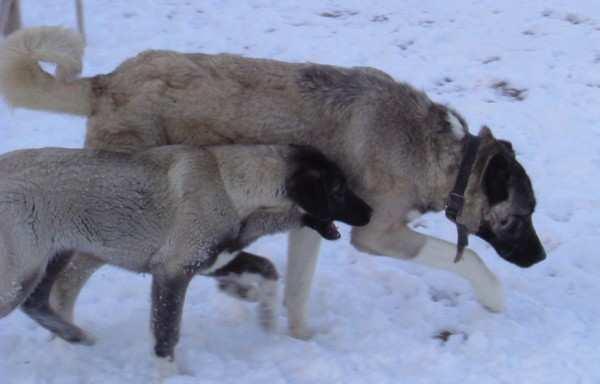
xmin=140 ymin=146 xmax=221 ymax=201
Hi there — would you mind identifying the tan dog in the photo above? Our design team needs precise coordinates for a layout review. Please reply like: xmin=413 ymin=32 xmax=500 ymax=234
xmin=0 ymin=27 xmax=545 ymax=339
xmin=0 ymin=144 xmax=371 ymax=366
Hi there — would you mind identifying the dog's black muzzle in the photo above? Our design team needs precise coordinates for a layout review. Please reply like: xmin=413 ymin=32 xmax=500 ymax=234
xmin=333 ymin=191 xmax=372 ymax=227
xmin=476 ymin=219 xmax=546 ymax=268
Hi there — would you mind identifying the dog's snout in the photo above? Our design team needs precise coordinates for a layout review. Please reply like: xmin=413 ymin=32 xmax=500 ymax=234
xmin=335 ymin=192 xmax=372 ymax=227
xmin=510 ymin=242 xmax=546 ymax=268
xmin=354 ymin=210 xmax=371 ymax=226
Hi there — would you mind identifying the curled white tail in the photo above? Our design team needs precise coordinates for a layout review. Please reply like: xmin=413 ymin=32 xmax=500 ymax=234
xmin=0 ymin=26 xmax=90 ymax=115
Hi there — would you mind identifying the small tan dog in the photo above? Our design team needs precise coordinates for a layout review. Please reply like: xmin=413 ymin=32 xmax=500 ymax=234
xmin=0 ymin=144 xmax=371 ymax=365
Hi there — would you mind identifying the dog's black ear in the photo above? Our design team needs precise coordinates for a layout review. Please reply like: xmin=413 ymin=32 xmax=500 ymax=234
xmin=286 ymin=169 xmax=330 ymax=220
xmin=483 ymin=153 xmax=511 ymax=205
xmin=498 ymin=140 xmax=515 ymax=156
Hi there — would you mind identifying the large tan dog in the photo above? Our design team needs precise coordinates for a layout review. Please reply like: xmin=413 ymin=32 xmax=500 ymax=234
xmin=0 ymin=27 xmax=545 ymax=339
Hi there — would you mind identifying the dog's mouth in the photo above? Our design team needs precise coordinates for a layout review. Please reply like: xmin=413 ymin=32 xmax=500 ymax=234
xmin=321 ymin=221 xmax=341 ymax=240
xmin=303 ymin=215 xmax=341 ymax=240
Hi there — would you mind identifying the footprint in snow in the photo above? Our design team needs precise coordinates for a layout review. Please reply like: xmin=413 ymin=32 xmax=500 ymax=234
xmin=434 ymin=330 xmax=468 ymax=344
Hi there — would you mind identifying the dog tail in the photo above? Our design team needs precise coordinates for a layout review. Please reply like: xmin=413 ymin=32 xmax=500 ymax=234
xmin=0 ymin=26 xmax=91 ymax=116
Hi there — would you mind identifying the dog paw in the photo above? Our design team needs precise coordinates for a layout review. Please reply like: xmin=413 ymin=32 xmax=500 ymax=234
xmin=61 ymin=325 xmax=96 ymax=345
xmin=152 ymin=356 xmax=181 ymax=383
xmin=258 ymin=304 xmax=277 ymax=332
xmin=288 ymin=324 xmax=315 ymax=340
xmin=49 ymin=330 xmax=96 ymax=347
xmin=457 ymin=249 xmax=505 ymax=313
xmin=472 ymin=275 xmax=505 ymax=313
xmin=73 ymin=332 xmax=97 ymax=346
xmin=217 ymin=279 xmax=259 ymax=302
xmin=49 ymin=327 xmax=96 ymax=346
xmin=257 ymin=279 xmax=278 ymax=331
xmin=258 ymin=299 xmax=278 ymax=332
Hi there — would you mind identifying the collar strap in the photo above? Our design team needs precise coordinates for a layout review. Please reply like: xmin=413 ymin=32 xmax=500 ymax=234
xmin=445 ymin=133 xmax=481 ymax=262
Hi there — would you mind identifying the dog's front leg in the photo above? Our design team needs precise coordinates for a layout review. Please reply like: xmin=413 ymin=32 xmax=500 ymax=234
xmin=150 ymin=269 xmax=193 ymax=378
xmin=351 ymin=223 xmax=505 ymax=312
xmin=284 ymin=226 xmax=322 ymax=340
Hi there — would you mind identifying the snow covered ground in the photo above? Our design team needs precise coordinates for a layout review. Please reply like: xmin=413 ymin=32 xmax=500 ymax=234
xmin=1 ymin=0 xmax=600 ymax=382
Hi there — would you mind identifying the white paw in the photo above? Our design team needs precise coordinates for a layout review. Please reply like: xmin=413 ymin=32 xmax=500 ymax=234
xmin=456 ymin=248 xmax=505 ymax=313
xmin=472 ymin=274 xmax=505 ymax=313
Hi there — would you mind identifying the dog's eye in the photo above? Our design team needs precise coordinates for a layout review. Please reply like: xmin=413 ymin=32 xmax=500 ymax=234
xmin=499 ymin=218 xmax=512 ymax=230
xmin=501 ymin=217 xmax=522 ymax=233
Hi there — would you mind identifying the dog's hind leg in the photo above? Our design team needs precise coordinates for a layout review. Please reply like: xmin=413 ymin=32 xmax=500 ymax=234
xmin=22 ymin=250 xmax=96 ymax=345
xmin=49 ymin=252 xmax=104 ymax=323
xmin=211 ymin=251 xmax=279 ymax=330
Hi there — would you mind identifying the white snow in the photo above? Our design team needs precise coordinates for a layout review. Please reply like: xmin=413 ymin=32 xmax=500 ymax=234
xmin=1 ymin=0 xmax=600 ymax=383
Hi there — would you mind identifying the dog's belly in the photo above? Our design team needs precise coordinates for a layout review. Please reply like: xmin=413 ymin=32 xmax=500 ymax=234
xmin=75 ymin=243 xmax=158 ymax=273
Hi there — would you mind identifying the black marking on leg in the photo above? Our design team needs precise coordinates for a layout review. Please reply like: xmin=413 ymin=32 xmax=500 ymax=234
xmin=151 ymin=272 xmax=193 ymax=360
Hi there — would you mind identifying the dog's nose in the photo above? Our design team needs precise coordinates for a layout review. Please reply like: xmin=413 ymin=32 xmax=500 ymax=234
xmin=512 ymin=248 xmax=546 ymax=268
xmin=515 ymin=228 xmax=546 ymax=267
xmin=534 ymin=248 xmax=546 ymax=263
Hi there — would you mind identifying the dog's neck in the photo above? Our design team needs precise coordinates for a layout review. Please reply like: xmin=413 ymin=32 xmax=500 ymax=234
xmin=422 ymin=133 xmax=476 ymax=213
xmin=207 ymin=146 xmax=294 ymax=218
xmin=421 ymin=129 xmax=491 ymax=236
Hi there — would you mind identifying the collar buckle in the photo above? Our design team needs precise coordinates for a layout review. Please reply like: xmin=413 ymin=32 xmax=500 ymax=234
xmin=445 ymin=192 xmax=465 ymax=222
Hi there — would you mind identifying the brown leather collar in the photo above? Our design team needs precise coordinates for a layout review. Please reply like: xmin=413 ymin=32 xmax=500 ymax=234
xmin=445 ymin=133 xmax=481 ymax=262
